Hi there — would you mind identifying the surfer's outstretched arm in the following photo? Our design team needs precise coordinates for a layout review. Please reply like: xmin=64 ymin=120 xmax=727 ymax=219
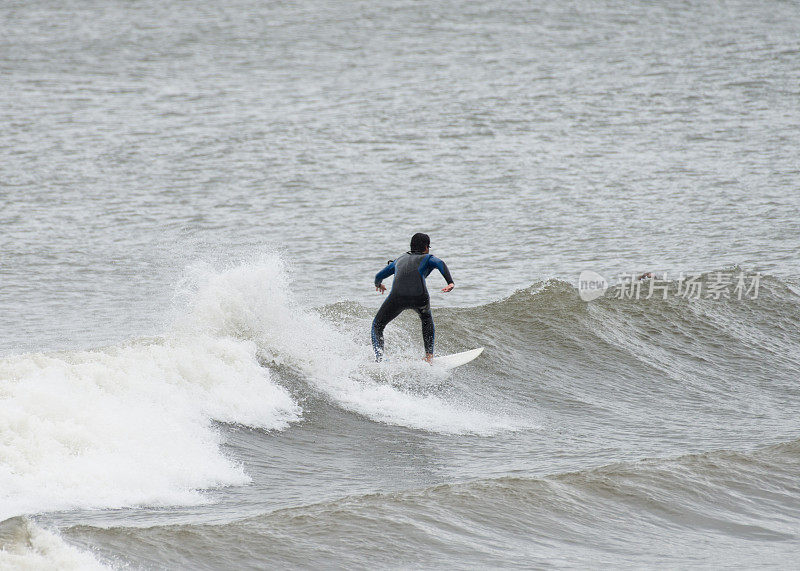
xmin=425 ymin=255 xmax=454 ymax=292
xmin=374 ymin=260 xmax=396 ymax=293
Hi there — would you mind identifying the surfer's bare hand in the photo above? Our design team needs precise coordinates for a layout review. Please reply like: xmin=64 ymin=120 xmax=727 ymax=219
xmin=441 ymin=283 xmax=454 ymax=293
xmin=376 ymin=284 xmax=386 ymax=294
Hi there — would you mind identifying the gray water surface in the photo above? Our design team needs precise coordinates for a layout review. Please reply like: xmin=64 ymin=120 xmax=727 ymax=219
xmin=2 ymin=0 xmax=800 ymax=568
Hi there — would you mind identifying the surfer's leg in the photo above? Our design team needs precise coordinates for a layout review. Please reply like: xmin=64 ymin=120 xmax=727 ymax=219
xmin=371 ymin=296 xmax=405 ymax=361
xmin=415 ymin=303 xmax=435 ymax=358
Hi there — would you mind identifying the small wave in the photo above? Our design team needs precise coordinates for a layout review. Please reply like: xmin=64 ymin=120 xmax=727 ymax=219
xmin=61 ymin=439 xmax=800 ymax=568
xmin=436 ymin=270 xmax=800 ymax=393
xmin=314 ymin=269 xmax=800 ymax=433
xmin=0 ymin=517 xmax=107 ymax=570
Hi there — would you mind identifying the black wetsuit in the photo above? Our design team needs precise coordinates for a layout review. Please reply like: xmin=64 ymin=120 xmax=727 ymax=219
xmin=371 ymin=252 xmax=453 ymax=360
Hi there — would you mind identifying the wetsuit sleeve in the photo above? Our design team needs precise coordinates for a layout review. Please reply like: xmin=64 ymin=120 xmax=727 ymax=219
xmin=428 ymin=256 xmax=453 ymax=284
xmin=374 ymin=261 xmax=396 ymax=287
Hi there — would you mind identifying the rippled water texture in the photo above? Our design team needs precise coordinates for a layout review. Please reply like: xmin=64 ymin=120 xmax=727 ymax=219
xmin=2 ymin=0 xmax=799 ymax=568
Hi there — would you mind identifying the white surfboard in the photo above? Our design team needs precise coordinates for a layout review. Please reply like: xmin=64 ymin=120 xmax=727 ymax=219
xmin=432 ymin=347 xmax=484 ymax=370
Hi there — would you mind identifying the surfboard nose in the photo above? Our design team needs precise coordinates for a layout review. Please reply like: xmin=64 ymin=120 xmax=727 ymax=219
xmin=432 ymin=347 xmax=484 ymax=370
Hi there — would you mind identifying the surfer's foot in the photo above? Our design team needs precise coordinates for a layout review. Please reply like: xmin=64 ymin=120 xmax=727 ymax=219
xmin=424 ymin=353 xmax=433 ymax=364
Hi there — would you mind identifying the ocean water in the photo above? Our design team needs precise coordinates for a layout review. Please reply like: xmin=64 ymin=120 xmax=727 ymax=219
xmin=2 ymin=0 xmax=800 ymax=568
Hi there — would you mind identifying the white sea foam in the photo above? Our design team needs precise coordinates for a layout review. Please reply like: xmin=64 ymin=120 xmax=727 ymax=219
xmin=0 ymin=331 xmax=300 ymax=520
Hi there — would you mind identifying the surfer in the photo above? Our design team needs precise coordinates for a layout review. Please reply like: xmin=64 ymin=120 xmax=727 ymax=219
xmin=372 ymin=233 xmax=454 ymax=363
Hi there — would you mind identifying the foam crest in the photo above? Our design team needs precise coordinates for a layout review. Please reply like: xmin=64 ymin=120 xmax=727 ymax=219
xmin=0 ymin=517 xmax=108 ymax=570
xmin=0 ymin=334 xmax=300 ymax=520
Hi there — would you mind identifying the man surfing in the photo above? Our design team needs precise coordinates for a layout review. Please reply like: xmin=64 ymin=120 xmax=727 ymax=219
xmin=372 ymin=233 xmax=454 ymax=362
